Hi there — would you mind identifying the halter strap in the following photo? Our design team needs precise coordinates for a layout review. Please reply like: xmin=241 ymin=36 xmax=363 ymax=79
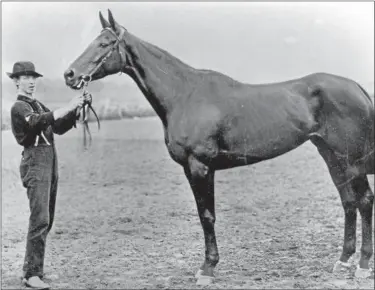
xmin=83 ymin=26 xmax=127 ymax=82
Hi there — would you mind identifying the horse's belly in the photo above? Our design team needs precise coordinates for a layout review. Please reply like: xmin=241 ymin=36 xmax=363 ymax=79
xmin=232 ymin=129 xmax=306 ymax=157
xmin=219 ymin=113 xmax=311 ymax=166
xmin=219 ymin=92 xmax=317 ymax=160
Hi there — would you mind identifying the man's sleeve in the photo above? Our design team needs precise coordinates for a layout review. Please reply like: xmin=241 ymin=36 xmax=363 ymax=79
xmin=11 ymin=101 xmax=55 ymax=136
xmin=51 ymin=109 xmax=79 ymax=135
xmin=38 ymin=101 xmax=78 ymax=135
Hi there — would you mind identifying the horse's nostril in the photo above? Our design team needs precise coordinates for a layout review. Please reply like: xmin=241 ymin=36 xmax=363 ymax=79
xmin=64 ymin=69 xmax=74 ymax=79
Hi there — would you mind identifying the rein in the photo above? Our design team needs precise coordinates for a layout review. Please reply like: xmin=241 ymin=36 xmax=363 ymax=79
xmin=76 ymin=80 xmax=101 ymax=150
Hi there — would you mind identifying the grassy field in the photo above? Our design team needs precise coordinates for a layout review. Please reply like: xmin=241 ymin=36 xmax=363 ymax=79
xmin=2 ymin=118 xmax=374 ymax=289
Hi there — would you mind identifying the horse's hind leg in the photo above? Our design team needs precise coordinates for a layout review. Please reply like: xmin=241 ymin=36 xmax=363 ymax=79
xmin=352 ymin=176 xmax=374 ymax=277
xmin=311 ymin=136 xmax=374 ymax=278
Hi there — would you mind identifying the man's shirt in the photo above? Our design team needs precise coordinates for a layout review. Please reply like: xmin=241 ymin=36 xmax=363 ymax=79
xmin=11 ymin=94 xmax=78 ymax=148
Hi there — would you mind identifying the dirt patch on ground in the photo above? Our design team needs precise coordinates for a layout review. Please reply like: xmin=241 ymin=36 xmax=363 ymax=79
xmin=2 ymin=119 xmax=374 ymax=289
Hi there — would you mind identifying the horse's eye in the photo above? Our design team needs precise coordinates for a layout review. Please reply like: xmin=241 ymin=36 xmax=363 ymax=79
xmin=100 ymin=43 xmax=108 ymax=48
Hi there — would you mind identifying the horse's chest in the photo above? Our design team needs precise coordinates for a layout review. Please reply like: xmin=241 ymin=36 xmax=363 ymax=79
xmin=162 ymin=125 xmax=187 ymax=165
xmin=164 ymin=137 xmax=187 ymax=165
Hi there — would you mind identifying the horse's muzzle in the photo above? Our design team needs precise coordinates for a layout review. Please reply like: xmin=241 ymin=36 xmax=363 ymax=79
xmin=64 ymin=67 xmax=92 ymax=89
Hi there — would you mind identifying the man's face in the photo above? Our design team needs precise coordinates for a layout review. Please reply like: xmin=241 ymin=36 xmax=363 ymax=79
xmin=15 ymin=75 xmax=37 ymax=96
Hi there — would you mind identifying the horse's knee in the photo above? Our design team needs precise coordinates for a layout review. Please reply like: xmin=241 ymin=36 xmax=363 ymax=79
xmin=206 ymin=252 xmax=219 ymax=267
xmin=202 ymin=209 xmax=215 ymax=224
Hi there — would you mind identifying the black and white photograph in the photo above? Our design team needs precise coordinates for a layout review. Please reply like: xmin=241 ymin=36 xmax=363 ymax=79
xmin=2 ymin=2 xmax=374 ymax=289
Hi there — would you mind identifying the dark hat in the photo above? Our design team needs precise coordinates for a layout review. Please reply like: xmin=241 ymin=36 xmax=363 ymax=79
xmin=6 ymin=61 xmax=43 ymax=79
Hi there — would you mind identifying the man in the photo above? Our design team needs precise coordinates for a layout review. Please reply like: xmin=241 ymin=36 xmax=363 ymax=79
xmin=8 ymin=61 xmax=90 ymax=289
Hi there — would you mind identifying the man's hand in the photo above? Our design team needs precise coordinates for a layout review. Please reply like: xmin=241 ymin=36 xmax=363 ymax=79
xmin=83 ymin=91 xmax=92 ymax=105
xmin=53 ymin=94 xmax=84 ymax=121
xmin=69 ymin=94 xmax=85 ymax=111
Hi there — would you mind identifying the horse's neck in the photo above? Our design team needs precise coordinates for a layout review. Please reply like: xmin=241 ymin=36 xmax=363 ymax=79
xmin=124 ymin=32 xmax=196 ymax=125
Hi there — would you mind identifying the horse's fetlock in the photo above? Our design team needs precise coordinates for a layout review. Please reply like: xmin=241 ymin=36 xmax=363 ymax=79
xmin=343 ymin=242 xmax=356 ymax=256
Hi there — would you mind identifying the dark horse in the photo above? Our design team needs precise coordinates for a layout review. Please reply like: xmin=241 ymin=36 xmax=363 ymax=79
xmin=64 ymin=10 xmax=374 ymax=285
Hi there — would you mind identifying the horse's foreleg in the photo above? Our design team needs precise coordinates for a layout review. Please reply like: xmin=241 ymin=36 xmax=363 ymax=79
xmin=184 ymin=155 xmax=218 ymax=285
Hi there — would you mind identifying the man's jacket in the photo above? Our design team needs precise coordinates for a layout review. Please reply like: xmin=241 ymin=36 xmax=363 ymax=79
xmin=11 ymin=95 xmax=78 ymax=148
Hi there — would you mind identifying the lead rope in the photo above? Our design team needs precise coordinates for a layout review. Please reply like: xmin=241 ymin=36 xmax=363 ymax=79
xmin=76 ymin=79 xmax=101 ymax=150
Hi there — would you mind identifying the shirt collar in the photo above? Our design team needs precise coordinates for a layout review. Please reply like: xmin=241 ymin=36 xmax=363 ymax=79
xmin=17 ymin=94 xmax=36 ymax=103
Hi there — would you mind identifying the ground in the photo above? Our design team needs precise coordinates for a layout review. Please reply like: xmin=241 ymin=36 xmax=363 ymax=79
xmin=2 ymin=118 xmax=374 ymax=289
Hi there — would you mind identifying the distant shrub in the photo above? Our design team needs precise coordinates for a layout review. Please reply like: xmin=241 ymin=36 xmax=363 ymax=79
xmin=2 ymin=111 xmax=11 ymax=131
xmin=1 ymin=101 xmax=156 ymax=131
xmin=85 ymin=101 xmax=156 ymax=123
xmin=120 ymin=106 xmax=156 ymax=119
xmin=2 ymin=121 xmax=11 ymax=131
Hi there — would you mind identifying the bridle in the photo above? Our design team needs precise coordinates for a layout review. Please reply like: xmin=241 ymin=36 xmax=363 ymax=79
xmin=76 ymin=26 xmax=128 ymax=150
xmin=77 ymin=26 xmax=128 ymax=88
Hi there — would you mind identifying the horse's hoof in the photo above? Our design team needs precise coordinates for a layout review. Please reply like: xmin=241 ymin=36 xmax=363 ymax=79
xmin=332 ymin=260 xmax=351 ymax=273
xmin=196 ymin=275 xmax=214 ymax=286
xmin=195 ymin=269 xmax=204 ymax=279
xmin=354 ymin=266 xmax=373 ymax=278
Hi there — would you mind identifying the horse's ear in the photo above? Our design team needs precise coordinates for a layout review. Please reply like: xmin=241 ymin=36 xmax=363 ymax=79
xmin=99 ymin=11 xmax=110 ymax=28
xmin=108 ymin=9 xmax=121 ymax=33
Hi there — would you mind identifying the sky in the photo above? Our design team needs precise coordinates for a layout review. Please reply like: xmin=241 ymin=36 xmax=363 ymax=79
xmin=2 ymin=2 xmax=374 ymax=91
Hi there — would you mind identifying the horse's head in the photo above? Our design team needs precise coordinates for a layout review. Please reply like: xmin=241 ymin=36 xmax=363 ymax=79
xmin=64 ymin=10 xmax=127 ymax=90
